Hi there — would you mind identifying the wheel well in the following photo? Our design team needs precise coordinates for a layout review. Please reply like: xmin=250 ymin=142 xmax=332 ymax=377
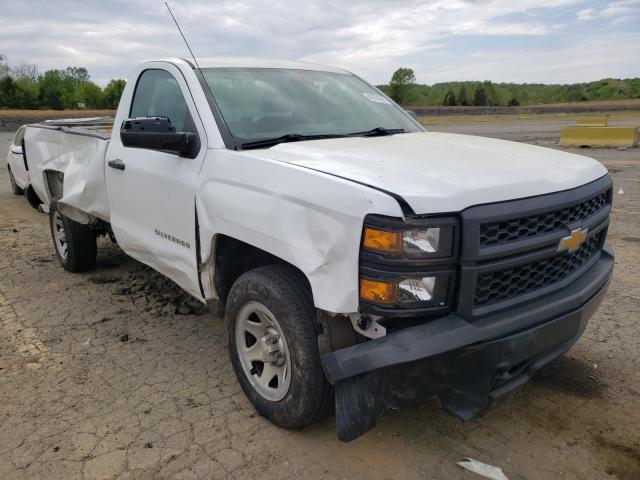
xmin=213 ymin=235 xmax=312 ymax=308
xmin=45 ymin=170 xmax=64 ymax=200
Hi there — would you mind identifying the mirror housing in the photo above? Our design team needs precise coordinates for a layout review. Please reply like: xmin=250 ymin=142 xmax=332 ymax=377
xmin=120 ymin=117 xmax=199 ymax=158
xmin=405 ymin=109 xmax=418 ymax=120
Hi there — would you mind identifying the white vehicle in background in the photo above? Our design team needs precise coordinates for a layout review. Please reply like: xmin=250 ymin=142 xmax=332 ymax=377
xmin=6 ymin=125 xmax=28 ymax=195
xmin=22 ymin=58 xmax=614 ymax=442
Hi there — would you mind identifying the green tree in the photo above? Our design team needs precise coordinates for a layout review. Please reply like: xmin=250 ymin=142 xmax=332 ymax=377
xmin=482 ymin=81 xmax=502 ymax=106
xmin=507 ymin=97 xmax=520 ymax=107
xmin=102 ymin=79 xmax=126 ymax=109
xmin=14 ymin=78 xmax=40 ymax=108
xmin=63 ymin=66 xmax=90 ymax=86
xmin=389 ymin=67 xmax=416 ymax=105
xmin=457 ymin=85 xmax=469 ymax=106
xmin=442 ymin=88 xmax=457 ymax=106
xmin=0 ymin=76 xmax=18 ymax=107
xmin=473 ymin=85 xmax=487 ymax=106
xmin=74 ymin=82 xmax=103 ymax=108
xmin=39 ymin=70 xmax=68 ymax=109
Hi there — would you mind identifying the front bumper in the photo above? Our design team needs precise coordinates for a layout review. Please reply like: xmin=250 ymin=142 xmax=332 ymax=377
xmin=322 ymin=246 xmax=614 ymax=442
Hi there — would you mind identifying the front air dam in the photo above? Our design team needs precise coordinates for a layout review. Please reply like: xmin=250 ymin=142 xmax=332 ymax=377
xmin=323 ymin=248 xmax=613 ymax=441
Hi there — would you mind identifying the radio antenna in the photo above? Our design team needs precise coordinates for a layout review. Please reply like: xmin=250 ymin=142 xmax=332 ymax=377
xmin=165 ymin=3 xmax=234 ymax=148
xmin=165 ymin=2 xmax=204 ymax=73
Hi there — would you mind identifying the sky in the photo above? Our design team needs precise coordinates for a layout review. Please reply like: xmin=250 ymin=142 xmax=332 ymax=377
xmin=0 ymin=0 xmax=638 ymax=87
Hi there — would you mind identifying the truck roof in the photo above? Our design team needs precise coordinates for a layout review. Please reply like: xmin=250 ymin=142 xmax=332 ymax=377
xmin=146 ymin=57 xmax=351 ymax=74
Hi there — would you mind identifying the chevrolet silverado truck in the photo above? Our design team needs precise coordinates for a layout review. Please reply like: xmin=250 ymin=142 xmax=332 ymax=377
xmin=22 ymin=58 xmax=614 ymax=442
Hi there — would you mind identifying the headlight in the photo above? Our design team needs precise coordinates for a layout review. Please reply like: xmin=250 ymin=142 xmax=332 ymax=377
xmin=360 ymin=273 xmax=451 ymax=308
xmin=363 ymin=225 xmax=454 ymax=258
xmin=359 ymin=215 xmax=458 ymax=314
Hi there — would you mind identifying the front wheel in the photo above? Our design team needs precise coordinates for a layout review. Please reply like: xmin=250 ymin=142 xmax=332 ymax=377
xmin=226 ymin=265 xmax=332 ymax=429
xmin=8 ymin=166 xmax=24 ymax=195
xmin=49 ymin=202 xmax=97 ymax=272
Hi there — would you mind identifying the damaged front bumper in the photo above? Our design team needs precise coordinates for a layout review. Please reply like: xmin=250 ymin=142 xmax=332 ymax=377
xmin=322 ymin=246 xmax=614 ymax=442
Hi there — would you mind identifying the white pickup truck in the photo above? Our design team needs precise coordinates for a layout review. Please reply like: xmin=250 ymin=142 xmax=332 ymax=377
xmin=20 ymin=58 xmax=614 ymax=441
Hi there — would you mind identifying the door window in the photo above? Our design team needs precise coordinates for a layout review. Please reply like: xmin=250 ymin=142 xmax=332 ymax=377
xmin=129 ymin=69 xmax=196 ymax=133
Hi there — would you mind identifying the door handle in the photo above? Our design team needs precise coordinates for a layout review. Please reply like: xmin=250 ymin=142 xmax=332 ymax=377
xmin=108 ymin=159 xmax=125 ymax=171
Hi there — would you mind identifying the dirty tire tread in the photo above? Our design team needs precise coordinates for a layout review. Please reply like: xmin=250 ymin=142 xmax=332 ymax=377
xmin=226 ymin=264 xmax=333 ymax=429
xmin=49 ymin=202 xmax=97 ymax=273
xmin=8 ymin=166 xmax=24 ymax=195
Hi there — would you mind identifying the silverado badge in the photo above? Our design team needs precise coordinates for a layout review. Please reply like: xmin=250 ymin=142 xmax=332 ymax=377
xmin=557 ymin=227 xmax=588 ymax=253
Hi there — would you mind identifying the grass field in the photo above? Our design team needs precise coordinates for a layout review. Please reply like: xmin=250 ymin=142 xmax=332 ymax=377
xmin=418 ymin=110 xmax=640 ymax=126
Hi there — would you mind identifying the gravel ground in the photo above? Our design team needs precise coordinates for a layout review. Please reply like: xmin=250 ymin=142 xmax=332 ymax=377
xmin=1 ymin=120 xmax=639 ymax=480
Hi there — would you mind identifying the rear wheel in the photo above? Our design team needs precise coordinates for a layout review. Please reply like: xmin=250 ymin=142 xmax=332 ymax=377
xmin=49 ymin=202 xmax=97 ymax=272
xmin=226 ymin=265 xmax=332 ymax=429
xmin=7 ymin=166 xmax=23 ymax=195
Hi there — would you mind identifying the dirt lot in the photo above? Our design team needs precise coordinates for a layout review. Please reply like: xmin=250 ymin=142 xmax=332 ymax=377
xmin=1 ymin=115 xmax=639 ymax=480
xmin=409 ymin=99 xmax=640 ymax=117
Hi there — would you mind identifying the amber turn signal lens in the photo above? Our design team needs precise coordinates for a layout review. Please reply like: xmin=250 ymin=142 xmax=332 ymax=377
xmin=360 ymin=278 xmax=398 ymax=304
xmin=363 ymin=227 xmax=402 ymax=253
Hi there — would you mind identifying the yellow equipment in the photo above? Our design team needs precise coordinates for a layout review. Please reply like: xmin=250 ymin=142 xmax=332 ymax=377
xmin=560 ymin=127 xmax=637 ymax=147
xmin=575 ymin=117 xmax=608 ymax=127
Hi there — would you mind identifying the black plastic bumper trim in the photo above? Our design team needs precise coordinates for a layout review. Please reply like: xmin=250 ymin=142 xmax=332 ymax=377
xmin=323 ymin=245 xmax=613 ymax=383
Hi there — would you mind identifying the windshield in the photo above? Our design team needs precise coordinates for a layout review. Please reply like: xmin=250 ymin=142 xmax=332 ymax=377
xmin=201 ymin=68 xmax=421 ymax=146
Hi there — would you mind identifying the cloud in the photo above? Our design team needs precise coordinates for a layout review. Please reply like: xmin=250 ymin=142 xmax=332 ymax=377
xmin=576 ymin=8 xmax=597 ymax=20
xmin=419 ymin=30 xmax=640 ymax=84
xmin=0 ymin=0 xmax=637 ymax=86
xmin=576 ymin=0 xmax=640 ymax=20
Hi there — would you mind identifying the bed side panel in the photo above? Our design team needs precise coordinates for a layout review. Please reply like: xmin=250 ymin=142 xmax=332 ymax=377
xmin=24 ymin=127 xmax=110 ymax=222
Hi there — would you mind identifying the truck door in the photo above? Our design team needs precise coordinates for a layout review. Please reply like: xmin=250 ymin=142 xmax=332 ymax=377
xmin=105 ymin=66 xmax=207 ymax=300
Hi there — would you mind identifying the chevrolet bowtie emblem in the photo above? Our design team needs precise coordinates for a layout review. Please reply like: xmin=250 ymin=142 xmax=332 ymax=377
xmin=558 ymin=227 xmax=588 ymax=253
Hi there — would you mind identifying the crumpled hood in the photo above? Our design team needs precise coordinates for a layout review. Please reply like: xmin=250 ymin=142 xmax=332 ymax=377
xmin=244 ymin=132 xmax=607 ymax=214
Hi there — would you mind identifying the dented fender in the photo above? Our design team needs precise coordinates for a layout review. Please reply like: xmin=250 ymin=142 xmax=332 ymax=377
xmin=196 ymin=148 xmax=404 ymax=313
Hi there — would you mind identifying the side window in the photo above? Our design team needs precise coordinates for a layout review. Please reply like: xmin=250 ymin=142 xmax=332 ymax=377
xmin=129 ymin=69 xmax=196 ymax=133
xmin=14 ymin=127 xmax=25 ymax=146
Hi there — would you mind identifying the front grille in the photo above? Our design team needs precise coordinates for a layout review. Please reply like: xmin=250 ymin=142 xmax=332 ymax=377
xmin=474 ymin=231 xmax=604 ymax=307
xmin=479 ymin=190 xmax=610 ymax=246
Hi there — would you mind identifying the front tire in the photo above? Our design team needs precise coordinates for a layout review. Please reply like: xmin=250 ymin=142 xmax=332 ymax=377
xmin=226 ymin=265 xmax=332 ymax=429
xmin=8 ymin=166 xmax=24 ymax=195
xmin=49 ymin=202 xmax=97 ymax=272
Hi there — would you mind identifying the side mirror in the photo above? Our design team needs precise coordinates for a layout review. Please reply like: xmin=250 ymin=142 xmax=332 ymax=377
xmin=405 ymin=110 xmax=418 ymax=120
xmin=10 ymin=146 xmax=23 ymax=155
xmin=120 ymin=117 xmax=199 ymax=158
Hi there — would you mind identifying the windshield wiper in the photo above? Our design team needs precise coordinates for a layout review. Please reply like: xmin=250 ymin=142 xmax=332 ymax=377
xmin=347 ymin=127 xmax=406 ymax=137
xmin=239 ymin=133 xmax=347 ymax=150
xmin=239 ymin=127 xmax=406 ymax=149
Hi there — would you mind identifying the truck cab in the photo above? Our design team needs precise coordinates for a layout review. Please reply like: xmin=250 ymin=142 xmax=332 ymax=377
xmin=23 ymin=58 xmax=614 ymax=441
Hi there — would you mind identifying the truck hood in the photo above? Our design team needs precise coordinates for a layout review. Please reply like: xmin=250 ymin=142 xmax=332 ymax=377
xmin=244 ymin=132 xmax=607 ymax=214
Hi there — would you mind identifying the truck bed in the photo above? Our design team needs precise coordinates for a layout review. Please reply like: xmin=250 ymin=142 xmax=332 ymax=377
xmin=39 ymin=116 xmax=115 ymax=140
xmin=24 ymin=118 xmax=114 ymax=222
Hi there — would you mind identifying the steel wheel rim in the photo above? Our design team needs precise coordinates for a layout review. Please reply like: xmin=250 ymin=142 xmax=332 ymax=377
xmin=52 ymin=211 xmax=68 ymax=260
xmin=235 ymin=301 xmax=292 ymax=401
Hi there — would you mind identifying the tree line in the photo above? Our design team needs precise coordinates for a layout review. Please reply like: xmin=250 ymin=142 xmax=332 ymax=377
xmin=0 ymin=55 xmax=125 ymax=110
xmin=379 ymin=68 xmax=640 ymax=107
xmin=2 ymin=57 xmax=639 ymax=110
